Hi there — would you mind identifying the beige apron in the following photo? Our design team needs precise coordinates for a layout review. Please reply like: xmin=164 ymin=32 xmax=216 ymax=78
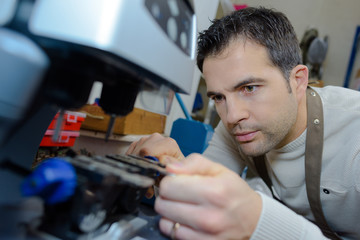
xmin=253 ymin=87 xmax=341 ymax=239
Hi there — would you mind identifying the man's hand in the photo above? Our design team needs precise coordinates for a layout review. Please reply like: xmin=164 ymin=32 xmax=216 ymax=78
xmin=126 ymin=133 xmax=185 ymax=164
xmin=125 ymin=133 xmax=185 ymax=199
xmin=155 ymin=154 xmax=262 ymax=240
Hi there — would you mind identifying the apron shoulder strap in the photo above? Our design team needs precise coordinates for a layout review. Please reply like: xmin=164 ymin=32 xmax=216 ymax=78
xmin=305 ymin=87 xmax=341 ymax=239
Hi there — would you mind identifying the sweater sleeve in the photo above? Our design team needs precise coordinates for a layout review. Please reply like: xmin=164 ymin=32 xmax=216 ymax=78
xmin=203 ymin=121 xmax=245 ymax=174
xmin=251 ymin=192 xmax=329 ymax=240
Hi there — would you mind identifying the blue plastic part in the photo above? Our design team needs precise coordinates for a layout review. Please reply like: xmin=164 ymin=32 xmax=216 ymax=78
xmin=170 ymin=118 xmax=214 ymax=156
xmin=175 ymin=93 xmax=192 ymax=120
xmin=192 ymin=92 xmax=204 ymax=112
xmin=344 ymin=26 xmax=360 ymax=88
xmin=21 ymin=157 xmax=77 ymax=204
xmin=95 ymin=97 xmax=100 ymax=106
xmin=144 ymin=155 xmax=160 ymax=177
xmin=172 ymin=92 xmax=214 ymax=156
xmin=144 ymin=156 xmax=159 ymax=162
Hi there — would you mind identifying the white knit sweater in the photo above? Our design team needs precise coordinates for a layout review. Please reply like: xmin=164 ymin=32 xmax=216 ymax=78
xmin=204 ymin=86 xmax=360 ymax=239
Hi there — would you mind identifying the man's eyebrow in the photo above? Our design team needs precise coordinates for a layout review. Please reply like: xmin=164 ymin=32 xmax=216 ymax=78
xmin=231 ymin=77 xmax=265 ymax=90
xmin=207 ymin=91 xmax=220 ymax=98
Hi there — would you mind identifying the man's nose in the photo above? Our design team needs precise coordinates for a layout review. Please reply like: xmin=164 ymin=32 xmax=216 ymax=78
xmin=226 ymin=98 xmax=249 ymax=125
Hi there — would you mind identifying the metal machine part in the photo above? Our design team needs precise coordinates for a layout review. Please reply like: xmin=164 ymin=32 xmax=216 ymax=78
xmin=1 ymin=0 xmax=196 ymax=143
xmin=0 ymin=0 xmax=196 ymax=239
xmin=0 ymin=0 xmax=18 ymax=26
xmin=3 ymin=0 xmax=196 ymax=113
xmin=22 ymin=154 xmax=167 ymax=240
xmin=0 ymin=27 xmax=49 ymax=146
xmin=28 ymin=0 xmax=196 ymax=94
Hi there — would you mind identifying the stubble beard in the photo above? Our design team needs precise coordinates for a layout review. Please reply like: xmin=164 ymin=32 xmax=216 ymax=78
xmin=235 ymin=130 xmax=286 ymax=157
xmin=233 ymin=110 xmax=297 ymax=157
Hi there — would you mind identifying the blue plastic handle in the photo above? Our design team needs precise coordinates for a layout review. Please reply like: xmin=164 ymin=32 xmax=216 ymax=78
xmin=21 ymin=157 xmax=77 ymax=204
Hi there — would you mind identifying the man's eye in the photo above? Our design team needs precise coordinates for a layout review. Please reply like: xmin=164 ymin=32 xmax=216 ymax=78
xmin=244 ymin=86 xmax=257 ymax=93
xmin=212 ymin=95 xmax=224 ymax=103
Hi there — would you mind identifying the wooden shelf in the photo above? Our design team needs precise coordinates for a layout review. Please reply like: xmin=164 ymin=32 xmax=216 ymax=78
xmin=80 ymin=129 xmax=149 ymax=143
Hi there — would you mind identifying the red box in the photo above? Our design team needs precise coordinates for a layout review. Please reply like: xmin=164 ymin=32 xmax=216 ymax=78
xmin=40 ymin=130 xmax=80 ymax=147
xmin=47 ymin=111 xmax=86 ymax=131
xmin=40 ymin=111 xmax=86 ymax=147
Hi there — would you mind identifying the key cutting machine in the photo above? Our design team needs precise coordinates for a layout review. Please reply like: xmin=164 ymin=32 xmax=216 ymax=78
xmin=0 ymin=0 xmax=196 ymax=239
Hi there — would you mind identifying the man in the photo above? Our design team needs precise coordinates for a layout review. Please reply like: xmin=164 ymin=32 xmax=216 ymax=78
xmin=127 ymin=7 xmax=360 ymax=240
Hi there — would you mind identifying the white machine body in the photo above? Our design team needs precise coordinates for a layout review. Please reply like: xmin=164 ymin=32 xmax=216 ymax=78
xmin=29 ymin=0 xmax=196 ymax=93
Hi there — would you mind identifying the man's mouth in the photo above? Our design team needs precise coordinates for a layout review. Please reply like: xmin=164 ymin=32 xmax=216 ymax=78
xmin=234 ymin=131 xmax=258 ymax=142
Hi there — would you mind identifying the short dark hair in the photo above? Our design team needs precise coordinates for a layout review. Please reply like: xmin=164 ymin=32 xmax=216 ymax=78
xmin=196 ymin=7 xmax=302 ymax=82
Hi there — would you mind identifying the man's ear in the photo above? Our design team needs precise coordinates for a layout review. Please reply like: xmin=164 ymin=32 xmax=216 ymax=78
xmin=291 ymin=64 xmax=309 ymax=101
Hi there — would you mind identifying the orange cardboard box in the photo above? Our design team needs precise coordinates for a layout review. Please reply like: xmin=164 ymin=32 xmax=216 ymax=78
xmin=79 ymin=105 xmax=166 ymax=135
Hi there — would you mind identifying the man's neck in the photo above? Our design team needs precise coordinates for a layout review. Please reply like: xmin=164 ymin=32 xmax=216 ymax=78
xmin=276 ymin=93 xmax=308 ymax=149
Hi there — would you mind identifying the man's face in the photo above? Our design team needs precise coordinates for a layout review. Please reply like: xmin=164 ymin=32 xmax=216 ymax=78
xmin=203 ymin=40 xmax=299 ymax=156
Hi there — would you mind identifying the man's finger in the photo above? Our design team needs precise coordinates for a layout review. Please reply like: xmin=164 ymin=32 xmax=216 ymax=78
xmin=166 ymin=153 xmax=226 ymax=176
xmin=157 ymin=173 xmax=238 ymax=207
xmin=125 ymin=140 xmax=138 ymax=155
xmin=159 ymin=217 xmax=217 ymax=240
xmin=158 ymin=155 xmax=179 ymax=165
